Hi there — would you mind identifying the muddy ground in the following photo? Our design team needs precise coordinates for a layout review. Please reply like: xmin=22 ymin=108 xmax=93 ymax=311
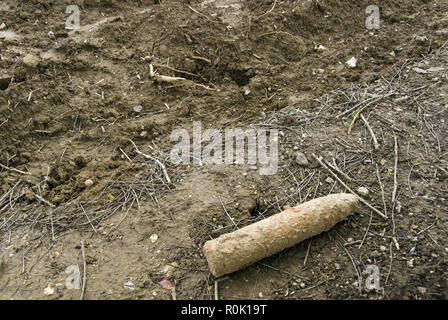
xmin=0 ymin=0 xmax=447 ymax=300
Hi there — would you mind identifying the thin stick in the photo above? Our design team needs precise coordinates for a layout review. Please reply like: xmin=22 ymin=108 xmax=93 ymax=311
xmin=340 ymin=243 xmax=361 ymax=292
xmin=358 ymin=211 xmax=373 ymax=249
xmin=327 ymin=158 xmax=352 ymax=182
xmin=214 ymin=276 xmax=229 ymax=300
xmin=129 ymin=140 xmax=171 ymax=184
xmin=219 ymin=196 xmax=237 ymax=228
xmin=0 ymin=163 xmax=31 ymax=175
xmin=312 ymin=154 xmax=388 ymax=219
xmin=360 ymin=114 xmax=379 ymax=150
xmin=385 ymin=242 xmax=393 ymax=284
xmin=80 ymin=241 xmax=87 ymax=300
xmin=376 ymin=164 xmax=387 ymax=217
xmin=190 ymin=55 xmax=211 ymax=64
xmin=256 ymin=0 xmax=277 ymax=20
xmin=80 ymin=204 xmax=98 ymax=235
xmin=49 ymin=210 xmax=55 ymax=241
xmin=303 ymin=239 xmax=312 ymax=266
xmin=34 ymin=194 xmax=56 ymax=208
xmin=337 ymin=94 xmax=391 ymax=118
xmin=214 ymin=280 xmax=219 ymax=300
xmin=171 ymin=281 xmax=177 ymax=300
xmin=119 ymin=148 xmax=133 ymax=163
xmin=391 ymin=134 xmax=398 ymax=205
xmin=153 ymin=63 xmax=204 ymax=80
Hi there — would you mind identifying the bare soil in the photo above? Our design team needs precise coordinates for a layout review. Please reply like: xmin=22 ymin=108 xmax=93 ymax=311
xmin=0 ymin=0 xmax=447 ymax=300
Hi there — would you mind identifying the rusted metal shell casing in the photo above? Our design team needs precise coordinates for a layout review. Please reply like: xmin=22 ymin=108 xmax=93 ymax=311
xmin=203 ymin=193 xmax=359 ymax=277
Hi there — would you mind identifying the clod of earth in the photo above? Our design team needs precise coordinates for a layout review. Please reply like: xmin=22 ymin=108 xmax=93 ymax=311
xmin=23 ymin=54 xmax=40 ymax=68
xmin=203 ymin=193 xmax=359 ymax=277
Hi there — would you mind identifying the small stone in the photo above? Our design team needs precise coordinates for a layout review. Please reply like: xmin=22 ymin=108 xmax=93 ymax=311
xmin=150 ymin=234 xmax=158 ymax=243
xmin=300 ymin=282 xmax=306 ymax=288
xmin=44 ymin=283 xmax=55 ymax=296
xmin=133 ymin=105 xmax=143 ymax=113
xmin=258 ymin=292 xmax=263 ymax=298
xmin=346 ymin=57 xmax=357 ymax=68
xmin=413 ymin=67 xmax=428 ymax=74
xmin=357 ymin=187 xmax=369 ymax=196
xmin=380 ymin=245 xmax=387 ymax=252
xmin=325 ymin=177 xmax=334 ymax=184
xmin=23 ymin=54 xmax=40 ymax=68
xmin=295 ymin=152 xmax=309 ymax=167
xmin=85 ymin=179 xmax=94 ymax=187
xmin=417 ymin=287 xmax=427 ymax=294
xmin=0 ymin=23 xmax=6 ymax=30
xmin=335 ymin=263 xmax=341 ymax=270
xmin=414 ymin=35 xmax=428 ymax=43
xmin=123 ymin=281 xmax=135 ymax=290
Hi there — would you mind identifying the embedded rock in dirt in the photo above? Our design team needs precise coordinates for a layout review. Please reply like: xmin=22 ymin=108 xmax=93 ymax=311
xmin=23 ymin=54 xmax=40 ymax=68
